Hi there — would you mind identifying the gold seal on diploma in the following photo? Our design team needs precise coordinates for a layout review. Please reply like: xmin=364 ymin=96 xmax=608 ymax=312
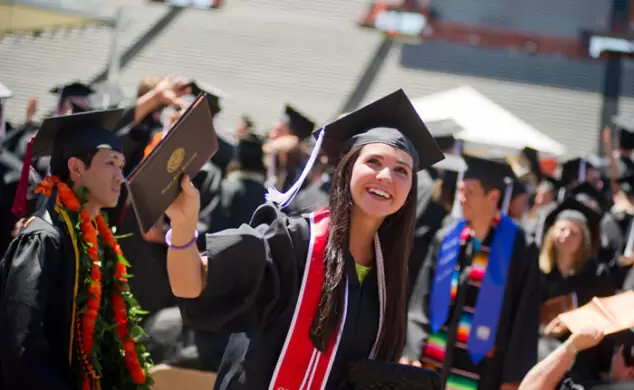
xmin=167 ymin=148 xmax=185 ymax=173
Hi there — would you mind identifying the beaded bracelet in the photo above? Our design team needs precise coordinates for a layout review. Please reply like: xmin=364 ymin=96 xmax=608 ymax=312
xmin=165 ymin=228 xmax=199 ymax=249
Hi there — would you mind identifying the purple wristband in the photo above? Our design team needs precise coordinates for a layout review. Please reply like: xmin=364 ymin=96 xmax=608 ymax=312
xmin=165 ymin=228 xmax=199 ymax=249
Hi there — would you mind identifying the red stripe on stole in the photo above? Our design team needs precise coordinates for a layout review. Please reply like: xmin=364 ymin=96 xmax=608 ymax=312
xmin=269 ymin=209 xmax=342 ymax=390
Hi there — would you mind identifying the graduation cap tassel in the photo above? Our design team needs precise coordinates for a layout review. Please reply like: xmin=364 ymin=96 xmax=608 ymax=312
xmin=557 ymin=187 xmax=566 ymax=203
xmin=265 ymin=127 xmax=326 ymax=209
xmin=501 ymin=178 xmax=514 ymax=215
xmin=0 ymin=100 xmax=5 ymax=139
xmin=578 ymin=157 xmax=587 ymax=182
xmin=624 ymin=218 xmax=634 ymax=258
xmin=451 ymin=168 xmax=465 ymax=219
xmin=12 ymin=136 xmax=35 ymax=217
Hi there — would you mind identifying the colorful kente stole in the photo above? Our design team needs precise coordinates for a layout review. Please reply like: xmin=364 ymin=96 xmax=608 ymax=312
xmin=427 ymin=215 xmax=518 ymax=388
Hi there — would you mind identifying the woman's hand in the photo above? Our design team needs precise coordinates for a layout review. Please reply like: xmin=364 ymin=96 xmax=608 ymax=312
xmin=543 ymin=316 xmax=570 ymax=338
xmin=165 ymin=175 xmax=200 ymax=240
xmin=567 ymin=328 xmax=605 ymax=353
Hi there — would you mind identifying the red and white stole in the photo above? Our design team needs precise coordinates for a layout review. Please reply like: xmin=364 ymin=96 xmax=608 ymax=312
xmin=268 ymin=208 xmax=386 ymax=390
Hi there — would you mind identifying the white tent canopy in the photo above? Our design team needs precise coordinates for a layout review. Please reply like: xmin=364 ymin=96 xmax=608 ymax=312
xmin=413 ymin=85 xmax=567 ymax=156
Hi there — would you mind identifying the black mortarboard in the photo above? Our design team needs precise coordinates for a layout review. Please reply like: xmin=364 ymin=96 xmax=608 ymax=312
xmin=31 ymin=109 xmax=124 ymax=161
xmin=189 ymin=80 xmax=226 ymax=116
xmin=565 ymin=181 xmax=607 ymax=211
xmin=560 ymin=156 xmax=601 ymax=187
xmin=11 ymin=109 xmax=124 ymax=217
xmin=461 ymin=154 xmax=516 ymax=191
xmin=613 ymin=113 xmax=634 ymax=150
xmin=88 ymin=81 xmax=126 ymax=109
xmin=617 ymin=173 xmax=634 ymax=197
xmin=537 ymin=196 xmax=601 ymax=255
xmin=235 ymin=132 xmax=265 ymax=172
xmin=282 ymin=105 xmax=315 ymax=140
xmin=521 ymin=146 xmax=542 ymax=178
xmin=50 ymin=81 xmax=95 ymax=111
xmin=265 ymin=89 xmax=444 ymax=208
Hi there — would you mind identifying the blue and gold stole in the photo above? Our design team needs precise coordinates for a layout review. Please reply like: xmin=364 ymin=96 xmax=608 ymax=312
xmin=429 ymin=215 xmax=518 ymax=364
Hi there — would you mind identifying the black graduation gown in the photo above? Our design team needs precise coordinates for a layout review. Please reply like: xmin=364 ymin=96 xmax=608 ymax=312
xmin=539 ymin=259 xmax=617 ymax=384
xmin=179 ymin=204 xmax=382 ymax=389
xmin=599 ymin=213 xmax=624 ymax=264
xmin=403 ymin=221 xmax=540 ymax=389
xmin=116 ymin=210 xmax=174 ymax=318
xmin=0 ymin=201 xmax=77 ymax=389
xmin=207 ymin=171 xmax=267 ymax=232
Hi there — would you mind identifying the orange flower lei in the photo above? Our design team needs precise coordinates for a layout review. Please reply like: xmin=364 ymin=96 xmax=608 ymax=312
xmin=35 ymin=176 xmax=151 ymax=389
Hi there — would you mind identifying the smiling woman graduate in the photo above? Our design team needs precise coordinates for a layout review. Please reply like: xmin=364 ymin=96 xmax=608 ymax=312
xmin=161 ymin=89 xmax=444 ymax=389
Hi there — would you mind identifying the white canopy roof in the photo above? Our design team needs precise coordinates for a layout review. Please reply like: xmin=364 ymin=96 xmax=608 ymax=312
xmin=413 ymin=85 xmax=567 ymax=157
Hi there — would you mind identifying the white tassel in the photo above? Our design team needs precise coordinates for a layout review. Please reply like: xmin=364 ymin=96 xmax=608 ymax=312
xmin=501 ymin=178 xmax=514 ymax=215
xmin=265 ymin=127 xmax=326 ymax=208
xmin=0 ymin=100 xmax=5 ymax=139
xmin=451 ymin=168 xmax=465 ymax=219
xmin=369 ymin=233 xmax=386 ymax=359
xmin=624 ymin=218 xmax=634 ymax=257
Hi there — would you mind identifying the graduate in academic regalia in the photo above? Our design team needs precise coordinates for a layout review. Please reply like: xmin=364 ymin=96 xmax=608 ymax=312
xmin=0 ymin=109 xmax=153 ymax=389
xmin=161 ymin=89 xmax=445 ymax=389
xmin=536 ymin=197 xmax=617 ymax=384
xmin=402 ymin=155 xmax=540 ymax=390
xmin=563 ymin=181 xmax=623 ymax=265
xmin=265 ymin=104 xmax=315 ymax=191
xmin=206 ymin=132 xmax=267 ymax=236
xmin=50 ymin=81 xmax=96 ymax=115
xmin=0 ymin=146 xmax=25 ymax=256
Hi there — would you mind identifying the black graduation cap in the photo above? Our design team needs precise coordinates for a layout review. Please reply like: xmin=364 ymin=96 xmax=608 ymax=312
xmin=521 ymin=146 xmax=542 ymax=178
xmin=613 ymin=113 xmax=634 ymax=150
xmin=31 ymin=109 xmax=124 ymax=161
xmin=282 ymin=105 xmax=315 ymax=140
xmin=461 ymin=154 xmax=516 ymax=191
xmin=189 ymin=80 xmax=226 ymax=116
xmin=318 ymin=89 xmax=443 ymax=170
xmin=50 ymin=81 xmax=95 ymax=111
xmin=560 ymin=156 xmax=602 ymax=187
xmin=265 ymin=89 xmax=444 ymax=208
xmin=565 ymin=181 xmax=607 ymax=211
xmin=617 ymin=173 xmax=634 ymax=197
xmin=538 ymin=196 xmax=601 ymax=255
xmin=235 ymin=132 xmax=265 ymax=171
xmin=12 ymin=109 xmax=124 ymax=217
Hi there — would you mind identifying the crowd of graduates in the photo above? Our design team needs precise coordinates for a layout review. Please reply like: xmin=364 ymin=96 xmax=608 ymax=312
xmin=1 ymin=74 xmax=634 ymax=389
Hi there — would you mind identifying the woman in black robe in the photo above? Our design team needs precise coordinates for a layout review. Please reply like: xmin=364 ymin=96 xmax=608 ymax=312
xmin=163 ymin=90 xmax=444 ymax=389
xmin=537 ymin=197 xmax=617 ymax=385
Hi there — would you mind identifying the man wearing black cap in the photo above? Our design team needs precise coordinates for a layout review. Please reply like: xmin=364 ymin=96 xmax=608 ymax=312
xmin=0 ymin=110 xmax=152 ymax=389
xmin=50 ymin=81 xmax=95 ymax=115
xmin=403 ymin=154 xmax=540 ymax=390
xmin=266 ymin=104 xmax=315 ymax=191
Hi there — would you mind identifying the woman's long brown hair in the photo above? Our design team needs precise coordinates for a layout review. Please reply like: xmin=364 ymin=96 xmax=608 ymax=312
xmin=309 ymin=145 xmax=418 ymax=361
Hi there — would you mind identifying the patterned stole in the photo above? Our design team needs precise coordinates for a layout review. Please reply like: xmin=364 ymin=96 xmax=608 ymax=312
xmin=429 ymin=215 xmax=518 ymax=363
